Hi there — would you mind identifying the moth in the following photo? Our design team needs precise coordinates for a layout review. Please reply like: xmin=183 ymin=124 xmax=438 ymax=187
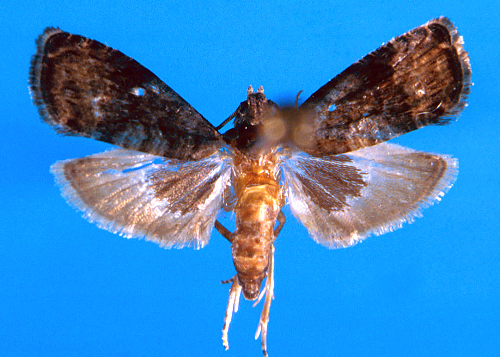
xmin=29 ymin=17 xmax=470 ymax=356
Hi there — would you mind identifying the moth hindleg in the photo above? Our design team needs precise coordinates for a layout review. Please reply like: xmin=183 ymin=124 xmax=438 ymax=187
xmin=222 ymin=275 xmax=242 ymax=351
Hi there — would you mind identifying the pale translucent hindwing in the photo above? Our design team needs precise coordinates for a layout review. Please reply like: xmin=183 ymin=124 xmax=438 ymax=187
xmin=283 ymin=143 xmax=457 ymax=248
xmin=51 ymin=149 xmax=232 ymax=249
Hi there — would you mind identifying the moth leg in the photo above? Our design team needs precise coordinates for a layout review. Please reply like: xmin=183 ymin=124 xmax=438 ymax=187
xmin=222 ymin=275 xmax=242 ymax=351
xmin=215 ymin=108 xmax=239 ymax=131
xmin=273 ymin=210 xmax=286 ymax=238
xmin=253 ymin=211 xmax=283 ymax=307
xmin=255 ymin=244 xmax=275 ymax=357
xmin=215 ymin=220 xmax=233 ymax=243
xmin=294 ymin=90 xmax=303 ymax=107
xmin=252 ymin=210 xmax=283 ymax=306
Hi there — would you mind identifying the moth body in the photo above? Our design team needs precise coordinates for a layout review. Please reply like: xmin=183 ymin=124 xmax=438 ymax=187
xmin=231 ymin=151 xmax=282 ymax=299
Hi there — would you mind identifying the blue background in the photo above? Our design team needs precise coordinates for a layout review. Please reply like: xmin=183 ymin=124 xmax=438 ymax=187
xmin=2 ymin=1 xmax=499 ymax=356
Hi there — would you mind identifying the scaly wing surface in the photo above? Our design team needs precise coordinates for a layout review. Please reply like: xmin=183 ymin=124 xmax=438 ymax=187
xmin=52 ymin=149 xmax=232 ymax=249
xmin=29 ymin=27 xmax=223 ymax=160
xmin=295 ymin=18 xmax=471 ymax=156
xmin=283 ymin=143 xmax=457 ymax=248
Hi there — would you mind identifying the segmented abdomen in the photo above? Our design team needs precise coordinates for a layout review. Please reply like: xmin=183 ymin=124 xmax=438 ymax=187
xmin=231 ymin=153 xmax=282 ymax=300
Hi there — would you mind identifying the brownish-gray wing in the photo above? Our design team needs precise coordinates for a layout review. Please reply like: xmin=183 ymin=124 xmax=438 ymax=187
xmin=51 ymin=149 xmax=232 ymax=248
xmin=282 ymin=143 xmax=457 ymax=248
xmin=29 ymin=27 xmax=222 ymax=160
xmin=297 ymin=17 xmax=471 ymax=156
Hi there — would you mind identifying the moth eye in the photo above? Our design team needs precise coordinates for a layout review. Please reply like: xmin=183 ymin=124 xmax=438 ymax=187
xmin=328 ymin=104 xmax=336 ymax=112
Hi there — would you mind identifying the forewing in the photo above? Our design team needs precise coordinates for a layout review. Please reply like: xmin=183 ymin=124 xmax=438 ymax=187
xmin=297 ymin=17 xmax=471 ymax=156
xmin=283 ymin=143 xmax=457 ymax=248
xmin=51 ymin=149 xmax=232 ymax=249
xmin=29 ymin=27 xmax=222 ymax=160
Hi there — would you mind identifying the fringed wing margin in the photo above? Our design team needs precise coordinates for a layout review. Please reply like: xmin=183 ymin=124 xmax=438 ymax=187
xmin=51 ymin=149 xmax=232 ymax=249
xmin=283 ymin=143 xmax=457 ymax=248
xmin=29 ymin=27 xmax=223 ymax=160
xmin=297 ymin=17 xmax=471 ymax=156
